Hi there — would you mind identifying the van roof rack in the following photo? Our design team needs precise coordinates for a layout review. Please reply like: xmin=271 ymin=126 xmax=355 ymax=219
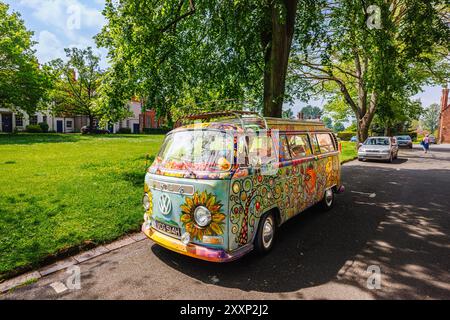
xmin=175 ymin=110 xmax=268 ymax=131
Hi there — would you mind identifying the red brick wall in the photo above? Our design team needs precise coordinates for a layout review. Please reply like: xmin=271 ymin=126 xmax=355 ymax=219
xmin=439 ymin=88 xmax=450 ymax=144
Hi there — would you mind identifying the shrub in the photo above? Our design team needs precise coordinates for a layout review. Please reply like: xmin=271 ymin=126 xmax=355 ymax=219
xmin=38 ymin=122 xmax=49 ymax=133
xmin=143 ymin=128 xmax=171 ymax=135
xmin=117 ymin=127 xmax=132 ymax=134
xmin=25 ymin=125 xmax=43 ymax=133
xmin=337 ymin=131 xmax=355 ymax=141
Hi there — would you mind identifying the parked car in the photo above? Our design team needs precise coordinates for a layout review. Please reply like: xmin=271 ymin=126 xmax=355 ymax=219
xmin=429 ymin=135 xmax=436 ymax=144
xmin=350 ymin=136 xmax=358 ymax=142
xmin=81 ymin=126 xmax=110 ymax=135
xmin=395 ymin=135 xmax=413 ymax=148
xmin=358 ymin=136 xmax=399 ymax=163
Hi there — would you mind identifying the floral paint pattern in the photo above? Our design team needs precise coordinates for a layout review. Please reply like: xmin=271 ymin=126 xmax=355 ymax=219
xmin=229 ymin=156 xmax=340 ymax=249
xmin=180 ymin=191 xmax=226 ymax=241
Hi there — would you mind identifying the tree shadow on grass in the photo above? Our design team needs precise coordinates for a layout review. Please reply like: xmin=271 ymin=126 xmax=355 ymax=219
xmin=151 ymin=165 xmax=450 ymax=298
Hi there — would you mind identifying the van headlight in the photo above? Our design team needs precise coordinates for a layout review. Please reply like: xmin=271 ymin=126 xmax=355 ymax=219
xmin=142 ymin=193 xmax=151 ymax=211
xmin=194 ymin=206 xmax=212 ymax=227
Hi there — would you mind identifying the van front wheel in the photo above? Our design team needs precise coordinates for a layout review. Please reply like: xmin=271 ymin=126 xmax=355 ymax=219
xmin=254 ymin=212 xmax=276 ymax=254
xmin=320 ymin=189 xmax=335 ymax=211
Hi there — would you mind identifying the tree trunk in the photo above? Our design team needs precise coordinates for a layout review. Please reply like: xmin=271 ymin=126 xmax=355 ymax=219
xmin=89 ymin=114 xmax=95 ymax=131
xmin=262 ymin=0 xmax=297 ymax=118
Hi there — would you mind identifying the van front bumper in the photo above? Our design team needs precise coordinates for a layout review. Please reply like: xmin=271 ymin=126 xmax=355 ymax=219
xmin=142 ymin=223 xmax=252 ymax=263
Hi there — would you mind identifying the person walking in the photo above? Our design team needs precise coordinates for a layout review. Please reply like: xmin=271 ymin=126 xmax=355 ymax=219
xmin=422 ymin=134 xmax=430 ymax=154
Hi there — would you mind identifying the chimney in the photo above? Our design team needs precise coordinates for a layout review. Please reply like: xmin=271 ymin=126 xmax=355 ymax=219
xmin=298 ymin=112 xmax=304 ymax=120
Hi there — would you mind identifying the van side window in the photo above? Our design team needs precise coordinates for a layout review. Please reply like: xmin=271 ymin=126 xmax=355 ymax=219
xmin=279 ymin=134 xmax=291 ymax=161
xmin=310 ymin=134 xmax=321 ymax=154
xmin=248 ymin=134 xmax=277 ymax=166
xmin=287 ymin=134 xmax=312 ymax=159
xmin=317 ymin=133 xmax=336 ymax=153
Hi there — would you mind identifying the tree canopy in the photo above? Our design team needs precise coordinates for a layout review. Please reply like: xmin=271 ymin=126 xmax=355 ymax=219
xmin=0 ymin=3 xmax=50 ymax=115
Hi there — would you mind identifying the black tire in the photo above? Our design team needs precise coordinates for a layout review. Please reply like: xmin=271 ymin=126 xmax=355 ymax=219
xmin=358 ymin=158 xmax=364 ymax=162
xmin=254 ymin=212 xmax=276 ymax=254
xmin=319 ymin=188 xmax=335 ymax=211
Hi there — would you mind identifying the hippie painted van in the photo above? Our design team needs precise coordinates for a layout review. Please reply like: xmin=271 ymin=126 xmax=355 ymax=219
xmin=142 ymin=111 xmax=344 ymax=262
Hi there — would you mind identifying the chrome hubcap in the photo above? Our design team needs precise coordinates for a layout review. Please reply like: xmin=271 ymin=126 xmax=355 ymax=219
xmin=325 ymin=189 xmax=333 ymax=207
xmin=262 ymin=216 xmax=274 ymax=249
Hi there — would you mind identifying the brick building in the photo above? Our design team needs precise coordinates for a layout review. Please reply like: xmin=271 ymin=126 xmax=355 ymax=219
xmin=438 ymin=88 xmax=450 ymax=144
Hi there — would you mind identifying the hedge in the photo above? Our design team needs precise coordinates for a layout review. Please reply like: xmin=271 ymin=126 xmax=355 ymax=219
xmin=25 ymin=125 xmax=43 ymax=133
xmin=337 ymin=131 xmax=356 ymax=141
xmin=143 ymin=128 xmax=171 ymax=135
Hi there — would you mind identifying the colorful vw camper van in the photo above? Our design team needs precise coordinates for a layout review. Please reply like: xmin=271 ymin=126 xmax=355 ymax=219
xmin=142 ymin=111 xmax=343 ymax=262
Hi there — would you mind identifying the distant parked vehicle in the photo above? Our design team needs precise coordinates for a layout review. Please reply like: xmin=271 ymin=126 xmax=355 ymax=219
xmin=350 ymin=136 xmax=358 ymax=142
xmin=429 ymin=135 xmax=436 ymax=144
xmin=395 ymin=135 xmax=413 ymax=149
xmin=81 ymin=126 xmax=110 ymax=135
xmin=358 ymin=136 xmax=399 ymax=163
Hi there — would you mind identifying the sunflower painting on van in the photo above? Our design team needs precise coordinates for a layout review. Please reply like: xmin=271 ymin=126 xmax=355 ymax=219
xmin=142 ymin=111 xmax=344 ymax=262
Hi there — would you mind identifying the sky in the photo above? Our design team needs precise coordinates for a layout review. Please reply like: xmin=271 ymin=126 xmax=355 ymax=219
xmin=4 ymin=0 xmax=445 ymax=115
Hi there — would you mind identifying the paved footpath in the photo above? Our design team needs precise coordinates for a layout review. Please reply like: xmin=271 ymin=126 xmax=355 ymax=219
xmin=2 ymin=145 xmax=450 ymax=300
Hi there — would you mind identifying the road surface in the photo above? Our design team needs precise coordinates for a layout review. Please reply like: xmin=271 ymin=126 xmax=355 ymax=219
xmin=3 ymin=145 xmax=450 ymax=299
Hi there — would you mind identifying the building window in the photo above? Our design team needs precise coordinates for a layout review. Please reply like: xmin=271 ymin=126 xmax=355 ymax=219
xmin=42 ymin=116 xmax=47 ymax=124
xmin=30 ymin=115 xmax=38 ymax=125
xmin=66 ymin=120 xmax=73 ymax=128
xmin=16 ymin=116 xmax=24 ymax=127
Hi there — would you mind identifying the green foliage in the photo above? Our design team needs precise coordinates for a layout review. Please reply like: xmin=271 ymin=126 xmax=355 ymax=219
xmin=38 ymin=122 xmax=49 ymax=133
xmin=46 ymin=47 xmax=123 ymax=127
xmin=282 ymin=108 xmax=295 ymax=119
xmin=25 ymin=125 xmax=43 ymax=133
xmin=421 ymin=103 xmax=441 ymax=133
xmin=0 ymin=3 xmax=50 ymax=114
xmin=333 ymin=122 xmax=345 ymax=132
xmin=289 ymin=0 xmax=449 ymax=141
xmin=117 ymin=127 xmax=132 ymax=134
xmin=300 ymin=105 xmax=322 ymax=119
xmin=0 ymin=134 xmax=164 ymax=278
xmin=321 ymin=116 xmax=333 ymax=129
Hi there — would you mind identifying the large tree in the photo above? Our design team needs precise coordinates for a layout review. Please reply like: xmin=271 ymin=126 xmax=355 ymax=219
xmin=289 ymin=0 xmax=449 ymax=142
xmin=96 ymin=0 xmax=323 ymax=121
xmin=421 ymin=103 xmax=441 ymax=133
xmin=47 ymin=48 xmax=108 ymax=130
xmin=0 ymin=3 xmax=49 ymax=115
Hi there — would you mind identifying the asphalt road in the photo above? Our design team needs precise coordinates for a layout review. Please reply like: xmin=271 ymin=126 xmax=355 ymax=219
xmin=3 ymin=145 xmax=450 ymax=300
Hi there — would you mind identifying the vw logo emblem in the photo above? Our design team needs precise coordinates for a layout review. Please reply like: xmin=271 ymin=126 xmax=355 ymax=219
xmin=158 ymin=194 xmax=172 ymax=215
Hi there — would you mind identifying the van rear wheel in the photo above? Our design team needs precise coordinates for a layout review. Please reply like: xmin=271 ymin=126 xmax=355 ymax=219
xmin=320 ymin=189 xmax=335 ymax=211
xmin=254 ymin=212 xmax=276 ymax=254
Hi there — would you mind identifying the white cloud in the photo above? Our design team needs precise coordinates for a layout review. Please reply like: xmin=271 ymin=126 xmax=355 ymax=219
xmin=18 ymin=0 xmax=105 ymax=37
xmin=34 ymin=30 xmax=65 ymax=63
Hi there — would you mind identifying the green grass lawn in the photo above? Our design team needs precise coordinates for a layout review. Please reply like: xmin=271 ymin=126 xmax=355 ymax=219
xmin=340 ymin=141 xmax=358 ymax=163
xmin=0 ymin=133 xmax=164 ymax=279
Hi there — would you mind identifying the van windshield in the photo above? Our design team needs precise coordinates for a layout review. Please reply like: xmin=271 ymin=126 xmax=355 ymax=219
xmin=155 ymin=130 xmax=234 ymax=172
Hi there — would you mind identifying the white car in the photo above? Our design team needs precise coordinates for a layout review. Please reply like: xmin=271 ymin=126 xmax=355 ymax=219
xmin=358 ymin=137 xmax=399 ymax=163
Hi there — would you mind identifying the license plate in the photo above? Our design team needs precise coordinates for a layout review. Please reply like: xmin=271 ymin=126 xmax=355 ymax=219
xmin=152 ymin=220 xmax=181 ymax=237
